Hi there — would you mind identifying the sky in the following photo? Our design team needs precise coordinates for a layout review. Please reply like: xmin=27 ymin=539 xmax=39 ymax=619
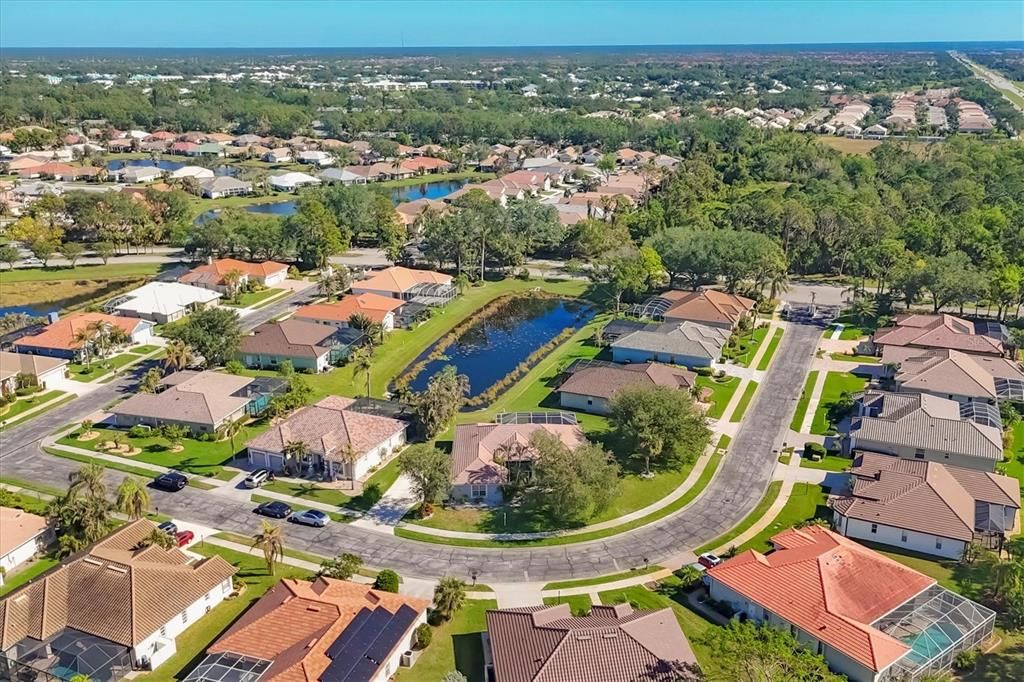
xmin=0 ymin=0 xmax=1021 ymax=49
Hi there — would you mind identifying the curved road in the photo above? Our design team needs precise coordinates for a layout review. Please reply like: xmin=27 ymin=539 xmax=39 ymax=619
xmin=0 ymin=319 xmax=821 ymax=583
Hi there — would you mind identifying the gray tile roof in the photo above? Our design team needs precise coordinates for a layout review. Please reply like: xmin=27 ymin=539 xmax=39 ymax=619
xmin=611 ymin=321 xmax=728 ymax=360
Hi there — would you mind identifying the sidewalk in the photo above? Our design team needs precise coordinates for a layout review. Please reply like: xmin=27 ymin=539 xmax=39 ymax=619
xmin=351 ymin=473 xmax=419 ymax=530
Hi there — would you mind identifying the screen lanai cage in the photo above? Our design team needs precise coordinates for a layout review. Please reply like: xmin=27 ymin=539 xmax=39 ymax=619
xmin=2 ymin=629 xmax=132 ymax=682
xmin=873 ymin=584 xmax=995 ymax=681
xmin=183 ymin=652 xmax=271 ymax=682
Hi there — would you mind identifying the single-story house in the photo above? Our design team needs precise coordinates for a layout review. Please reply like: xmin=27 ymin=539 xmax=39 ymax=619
xmin=318 ymin=167 xmax=367 ymax=185
xmin=189 ymin=578 xmax=428 ymax=682
xmin=294 ymin=293 xmax=404 ymax=332
xmin=351 ymin=266 xmax=454 ymax=304
xmin=870 ymin=314 xmax=1005 ymax=357
xmin=450 ymin=420 xmax=585 ymax=504
xmin=180 ymin=258 xmax=288 ymax=294
xmin=831 ymin=451 xmax=1020 ymax=559
xmin=170 ymin=141 xmax=200 ymax=156
xmin=394 ymin=197 xmax=445 ymax=229
xmin=0 ymin=519 xmax=235 ymax=675
xmin=199 ymin=176 xmax=251 ymax=199
xmin=882 ymin=346 xmax=1024 ymax=405
xmin=842 ymin=391 xmax=1004 ymax=472
xmin=119 ymin=166 xmax=163 ymax=183
xmin=0 ymin=350 xmax=68 ymax=391
xmin=296 ymin=150 xmax=334 ymax=166
xmin=557 ymin=361 xmax=695 ymax=415
xmin=642 ymin=290 xmax=755 ymax=329
xmin=169 ymin=165 xmax=214 ymax=181
xmin=14 ymin=312 xmax=153 ymax=361
xmin=237 ymin=319 xmax=361 ymax=372
xmin=247 ymin=396 xmax=407 ymax=481
xmin=262 ymin=147 xmax=292 ymax=163
xmin=196 ymin=142 xmax=223 ymax=157
xmin=0 ymin=507 xmax=51 ymax=587
xmin=268 ymin=171 xmax=321 ymax=192
xmin=109 ymin=282 xmax=221 ymax=324
xmin=399 ymin=156 xmax=452 ymax=174
xmin=611 ymin=321 xmax=729 ymax=368
xmin=707 ymin=526 xmax=995 ymax=682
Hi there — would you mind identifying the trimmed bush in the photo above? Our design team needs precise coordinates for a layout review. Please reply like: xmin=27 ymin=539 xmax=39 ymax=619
xmin=373 ymin=569 xmax=400 ymax=593
xmin=953 ymin=649 xmax=978 ymax=671
xmin=804 ymin=442 xmax=827 ymax=460
xmin=414 ymin=623 xmax=432 ymax=649
xmin=128 ymin=424 xmax=151 ymax=438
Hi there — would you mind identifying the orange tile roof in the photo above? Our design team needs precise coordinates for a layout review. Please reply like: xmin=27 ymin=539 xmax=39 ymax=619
xmin=16 ymin=312 xmax=144 ymax=352
xmin=353 ymin=266 xmax=451 ymax=294
xmin=180 ymin=258 xmax=288 ymax=287
xmin=707 ymin=526 xmax=934 ymax=672
xmin=294 ymin=293 xmax=404 ymax=324
xmin=400 ymin=156 xmax=452 ymax=172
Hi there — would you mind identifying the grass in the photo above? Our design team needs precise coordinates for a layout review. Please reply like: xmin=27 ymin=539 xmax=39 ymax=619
xmin=0 ymin=476 xmax=64 ymax=497
xmin=2 ymin=391 xmax=78 ymax=431
xmin=67 ymin=353 xmax=140 ymax=381
xmin=127 ymin=344 xmax=161 ymax=355
xmin=735 ymin=483 xmax=829 ymax=553
xmin=1000 ymin=422 xmax=1024 ymax=495
xmin=694 ymin=480 xmax=783 ymax=554
xmin=394 ymin=599 xmax=497 ymax=682
xmin=0 ymin=556 xmax=60 ymax=596
xmin=379 ymin=170 xmax=495 ymax=189
xmin=543 ymin=565 xmax=663 ymax=591
xmin=542 ymin=594 xmax=593 ymax=616
xmin=262 ymin=456 xmax=403 ymax=512
xmin=0 ymin=262 xmax=163 ymax=282
xmin=721 ymin=325 xmax=768 ymax=367
xmin=755 ymin=328 xmax=783 ymax=371
xmin=790 ymin=370 xmax=818 ymax=432
xmin=44 ymin=446 xmax=163 ymax=478
xmin=828 ymin=352 xmax=880 ymax=364
xmin=694 ymin=375 xmax=741 ymax=419
xmin=728 ymin=380 xmax=758 ymax=423
xmin=799 ymin=453 xmax=853 ymax=471
xmin=0 ymin=390 xmax=66 ymax=421
xmin=777 ymin=446 xmax=793 ymax=465
xmin=221 ymin=288 xmax=284 ymax=308
xmin=810 ymin=371 xmax=867 ymax=435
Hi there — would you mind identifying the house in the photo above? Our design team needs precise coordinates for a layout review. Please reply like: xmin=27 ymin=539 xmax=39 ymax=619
xmin=169 ymin=141 xmax=200 ymax=156
xmin=864 ymin=124 xmax=888 ymax=136
xmin=870 ymin=314 xmax=1005 ymax=357
xmin=0 ymin=507 xmax=51 ymax=587
xmin=296 ymin=150 xmax=334 ymax=167
xmin=399 ymin=156 xmax=452 ymax=174
xmin=180 ymin=258 xmax=288 ymax=294
xmin=318 ymin=167 xmax=367 ymax=185
xmin=106 ymin=138 xmax=133 ymax=152
xmin=246 ymin=396 xmax=407 ymax=481
xmin=394 ymin=197 xmax=445 ymax=229
xmin=14 ymin=312 xmax=152 ymax=361
xmin=0 ymin=350 xmax=68 ymax=391
xmin=268 ymin=171 xmax=320 ymax=192
xmin=639 ymin=290 xmax=755 ymax=329
xmin=110 ymin=282 xmax=221 ymax=324
xmin=557 ymin=361 xmax=695 ymax=415
xmin=0 ymin=520 xmax=235 ymax=676
xmin=199 ymin=176 xmax=251 ymax=199
xmin=706 ymin=526 xmax=995 ymax=682
xmin=187 ymin=577 xmax=428 ymax=682
xmin=119 ymin=166 xmax=163 ymax=184
xmin=882 ymin=347 xmax=1024 ymax=405
xmin=450 ymin=419 xmax=585 ymax=504
xmin=233 ymin=133 xmax=265 ymax=146
xmin=294 ymin=293 xmax=404 ymax=332
xmin=169 ymin=166 xmax=214 ymax=181
xmin=830 ymin=451 xmax=1020 ymax=559
xmin=351 ymin=266 xmax=454 ymax=304
xmin=111 ymin=370 xmax=283 ymax=434
xmin=611 ymin=321 xmax=730 ymax=368
xmin=262 ymin=147 xmax=292 ymax=163
xmin=485 ymin=602 xmax=697 ymax=682
xmin=237 ymin=319 xmax=362 ymax=372
xmin=580 ymin=148 xmax=603 ymax=164
xmin=842 ymin=391 xmax=1003 ymax=472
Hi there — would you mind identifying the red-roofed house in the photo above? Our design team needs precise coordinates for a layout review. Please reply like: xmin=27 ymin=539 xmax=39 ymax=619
xmin=294 ymin=293 xmax=405 ymax=331
xmin=351 ymin=266 xmax=454 ymax=305
xmin=399 ymin=156 xmax=453 ymax=174
xmin=179 ymin=258 xmax=288 ymax=294
xmin=14 ymin=312 xmax=153 ymax=361
xmin=169 ymin=141 xmax=200 ymax=156
xmin=706 ymin=525 xmax=995 ymax=681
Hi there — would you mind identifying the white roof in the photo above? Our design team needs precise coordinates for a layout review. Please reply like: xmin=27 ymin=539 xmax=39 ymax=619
xmin=170 ymin=166 xmax=215 ymax=180
xmin=269 ymin=172 xmax=321 ymax=189
xmin=113 ymin=282 xmax=221 ymax=316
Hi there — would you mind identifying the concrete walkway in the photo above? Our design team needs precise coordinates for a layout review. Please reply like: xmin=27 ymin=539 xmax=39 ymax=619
xmin=352 ymin=473 xmax=419 ymax=530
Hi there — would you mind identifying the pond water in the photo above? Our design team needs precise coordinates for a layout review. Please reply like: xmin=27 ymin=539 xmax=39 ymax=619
xmin=405 ymin=296 xmax=595 ymax=398
xmin=106 ymin=159 xmax=239 ymax=176
xmin=0 ymin=305 xmax=55 ymax=318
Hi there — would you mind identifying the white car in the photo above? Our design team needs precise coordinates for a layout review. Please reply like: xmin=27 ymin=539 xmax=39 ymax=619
xmin=243 ymin=469 xmax=271 ymax=488
xmin=21 ymin=257 xmax=44 ymax=267
xmin=698 ymin=552 xmax=723 ymax=568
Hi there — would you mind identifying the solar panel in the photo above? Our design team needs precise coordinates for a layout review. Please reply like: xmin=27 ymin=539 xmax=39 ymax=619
xmin=337 ymin=658 xmax=379 ymax=682
xmin=325 ymin=608 xmax=373 ymax=659
xmin=363 ymin=605 xmax=418 ymax=663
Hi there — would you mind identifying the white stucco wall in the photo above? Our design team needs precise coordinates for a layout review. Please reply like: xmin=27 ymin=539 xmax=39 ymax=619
xmin=451 ymin=483 xmax=504 ymax=505
xmin=558 ymin=391 xmax=611 ymax=415
xmin=134 ymin=577 xmax=233 ymax=670
xmin=261 ymin=270 xmax=287 ymax=287
xmin=352 ymin=429 xmax=406 ymax=480
xmin=371 ymin=609 xmax=428 ymax=682
xmin=0 ymin=531 xmax=51 ymax=584
xmin=834 ymin=514 xmax=966 ymax=559
xmin=611 ymin=346 xmax=711 ymax=368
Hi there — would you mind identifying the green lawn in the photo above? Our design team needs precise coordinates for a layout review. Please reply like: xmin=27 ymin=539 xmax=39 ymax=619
xmin=828 ymin=352 xmax=880 ymax=364
xmin=721 ymin=326 xmax=769 ymax=367
xmin=262 ymin=456 xmax=403 ymax=512
xmin=695 ymin=480 xmax=783 ymax=554
xmin=728 ymin=380 xmax=758 ymax=423
xmin=799 ymin=453 xmax=853 ymax=471
xmin=755 ymin=328 xmax=784 ymax=371
xmin=1 ymin=390 xmax=66 ymax=421
xmin=395 ymin=599 xmax=497 ymax=682
xmin=543 ymin=565 xmax=663 ymax=591
xmin=67 ymin=353 xmax=140 ymax=381
xmin=45 ymin=446 xmax=164 ymax=479
xmin=222 ymin=288 xmax=284 ymax=308
xmin=810 ymin=371 xmax=867 ymax=435
xmin=542 ymin=594 xmax=593 ymax=616
xmin=790 ymin=370 xmax=819 ymax=432
xmin=127 ymin=344 xmax=161 ymax=355
xmin=0 ymin=262 xmax=163 ymax=282
xmin=694 ymin=375 xmax=741 ymax=419
xmin=1000 ymin=422 xmax=1024 ymax=495
xmin=0 ymin=556 xmax=59 ymax=596
xmin=735 ymin=483 xmax=829 ymax=553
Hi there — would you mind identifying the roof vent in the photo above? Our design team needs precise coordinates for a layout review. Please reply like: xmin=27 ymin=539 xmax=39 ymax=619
xmin=576 ymin=635 xmax=592 ymax=641
xmin=307 ymin=606 xmax=321 ymax=613
xmin=106 ymin=565 xmax=129 ymax=574
xmin=601 ymin=633 xmax=618 ymax=639
xmin=82 ymin=558 xmax=103 ymax=566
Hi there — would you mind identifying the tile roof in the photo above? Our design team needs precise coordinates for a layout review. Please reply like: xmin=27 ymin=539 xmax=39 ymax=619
xmin=450 ymin=422 xmax=585 ymax=486
xmin=872 ymin=314 xmax=1003 ymax=356
xmin=659 ymin=290 xmax=755 ymax=326
xmin=238 ymin=319 xmax=338 ymax=360
xmin=0 ymin=506 xmax=48 ymax=558
xmin=180 ymin=258 xmax=287 ymax=288
xmin=0 ymin=520 xmax=235 ymax=649
xmin=245 ymin=396 xmax=406 ymax=463
xmin=557 ymin=362 xmax=695 ymax=401
xmin=207 ymin=577 xmax=428 ymax=682
xmin=294 ymin=293 xmax=404 ymax=324
xmin=486 ymin=603 xmax=696 ymax=682
xmin=14 ymin=312 xmax=145 ymax=352
xmin=707 ymin=526 xmax=934 ymax=672
xmin=399 ymin=156 xmax=452 ymax=172
xmin=0 ymin=350 xmax=66 ymax=382
xmin=889 ymin=348 xmax=998 ymax=400
xmin=111 ymin=370 xmax=253 ymax=426
xmin=353 ymin=266 xmax=452 ymax=294
xmin=611 ymin=321 xmax=729 ymax=361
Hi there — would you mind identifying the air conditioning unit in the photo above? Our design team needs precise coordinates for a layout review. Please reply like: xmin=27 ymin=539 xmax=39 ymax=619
xmin=400 ymin=651 xmax=413 ymax=667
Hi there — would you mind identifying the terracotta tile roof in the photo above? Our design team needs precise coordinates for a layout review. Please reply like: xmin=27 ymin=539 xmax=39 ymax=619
xmin=207 ymin=577 xmax=428 ymax=682
xmin=557 ymin=362 xmax=695 ymax=401
xmin=872 ymin=314 xmax=1003 ymax=356
xmin=451 ymin=423 xmax=585 ymax=486
xmin=0 ymin=520 xmax=235 ymax=649
xmin=294 ymin=293 xmax=404 ymax=324
xmin=0 ymin=350 xmax=66 ymax=383
xmin=14 ymin=312 xmax=145 ymax=352
xmin=352 ymin=266 xmax=452 ymax=295
xmin=486 ymin=603 xmax=696 ymax=682
xmin=180 ymin=258 xmax=288 ymax=287
xmin=0 ymin=507 xmax=48 ymax=558
xmin=238 ymin=320 xmax=338 ymax=360
xmin=707 ymin=526 xmax=934 ymax=672
xmin=659 ymin=290 xmax=755 ymax=326
xmin=246 ymin=396 xmax=406 ymax=463
xmin=399 ymin=156 xmax=452 ymax=172
xmin=111 ymin=370 xmax=253 ymax=427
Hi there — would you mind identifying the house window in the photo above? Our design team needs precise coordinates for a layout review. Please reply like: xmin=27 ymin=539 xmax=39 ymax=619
xmin=204 ymin=593 xmax=210 ymax=602
xmin=470 ymin=484 xmax=487 ymax=499
xmin=205 ymin=606 xmax=211 ymax=615
xmin=870 ymin=524 xmax=878 ymax=534
xmin=159 ymin=626 xmax=167 ymax=637
xmin=181 ymin=612 xmax=188 ymax=625
xmin=222 ymin=581 xmax=231 ymax=594
xmin=936 ymin=538 xmax=943 ymax=550
xmin=586 ymin=399 xmax=593 ymax=405
xmin=901 ymin=531 xmax=908 ymax=543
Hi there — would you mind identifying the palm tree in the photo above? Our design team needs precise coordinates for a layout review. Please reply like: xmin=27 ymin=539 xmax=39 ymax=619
xmin=433 ymin=576 xmax=467 ymax=621
xmin=68 ymin=462 xmax=106 ymax=500
xmin=336 ymin=442 xmax=360 ymax=489
xmin=164 ymin=339 xmax=195 ymax=374
xmin=848 ymin=295 xmax=878 ymax=328
xmin=73 ymin=324 xmax=99 ymax=370
xmin=138 ymin=528 xmax=176 ymax=550
xmin=252 ymin=520 xmax=284 ymax=575
xmin=282 ymin=439 xmax=310 ymax=475
xmin=115 ymin=476 xmax=151 ymax=520
xmin=351 ymin=348 xmax=373 ymax=397
xmin=222 ymin=269 xmax=244 ymax=302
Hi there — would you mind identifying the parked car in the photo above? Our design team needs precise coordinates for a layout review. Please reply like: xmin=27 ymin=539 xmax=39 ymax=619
xmin=175 ymin=530 xmax=195 ymax=547
xmin=158 ymin=521 xmax=178 ymax=535
xmin=153 ymin=471 xmax=188 ymax=491
xmin=697 ymin=552 xmax=723 ymax=568
xmin=255 ymin=500 xmax=292 ymax=519
xmin=243 ymin=469 xmax=272 ymax=489
xmin=21 ymin=257 xmax=43 ymax=267
xmin=290 ymin=509 xmax=330 ymax=528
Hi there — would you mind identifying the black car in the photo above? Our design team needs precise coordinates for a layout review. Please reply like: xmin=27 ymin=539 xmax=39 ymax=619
xmin=255 ymin=500 xmax=292 ymax=519
xmin=157 ymin=520 xmax=179 ymax=535
xmin=153 ymin=472 xmax=188 ymax=492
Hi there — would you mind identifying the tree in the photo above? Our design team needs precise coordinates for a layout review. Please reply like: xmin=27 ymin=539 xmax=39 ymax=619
xmin=432 ymin=576 xmax=466 ymax=621
xmin=526 ymin=432 xmax=620 ymax=526
xmin=398 ymin=444 xmax=452 ymax=508
xmin=163 ymin=339 xmax=195 ymax=374
xmin=283 ymin=196 xmax=345 ymax=269
xmin=58 ymin=242 xmax=85 ymax=267
xmin=165 ymin=307 xmax=241 ymax=367
xmin=610 ymin=386 xmax=710 ymax=475
xmin=160 ymin=423 xmax=189 ymax=450
xmin=0 ymin=244 xmax=20 ymax=270
xmin=597 ymin=153 xmax=617 ymax=178
xmin=847 ymin=295 xmax=878 ymax=328
xmin=412 ymin=365 xmax=470 ymax=439
xmin=282 ymin=440 xmax=310 ymax=476
xmin=94 ymin=241 xmax=115 ymax=265
xmin=700 ymin=620 xmax=846 ymax=682
xmin=319 ymin=553 xmax=363 ymax=580
xmin=68 ymin=462 xmax=107 ymax=500
xmin=139 ymin=367 xmax=163 ymax=393
xmin=30 ymin=239 xmax=57 ymax=266
xmin=591 ymin=248 xmax=661 ymax=312
xmin=251 ymin=520 xmax=284 ymax=575
xmin=115 ymin=476 xmax=151 ymax=520
xmin=139 ymin=528 xmax=177 ymax=550
xmin=222 ymin=269 xmax=244 ymax=301
xmin=374 ymin=569 xmax=401 ymax=592
xmin=351 ymin=347 xmax=373 ymax=396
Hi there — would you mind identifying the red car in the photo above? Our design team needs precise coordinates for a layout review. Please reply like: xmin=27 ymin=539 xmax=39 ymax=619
xmin=175 ymin=530 xmax=195 ymax=547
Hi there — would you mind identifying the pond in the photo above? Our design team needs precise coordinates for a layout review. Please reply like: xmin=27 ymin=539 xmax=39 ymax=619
xmin=0 ymin=304 xmax=56 ymax=318
xmin=403 ymin=296 xmax=595 ymax=401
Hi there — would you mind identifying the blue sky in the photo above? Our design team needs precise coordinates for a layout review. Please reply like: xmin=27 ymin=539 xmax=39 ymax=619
xmin=1 ymin=1 xmax=1021 ymax=48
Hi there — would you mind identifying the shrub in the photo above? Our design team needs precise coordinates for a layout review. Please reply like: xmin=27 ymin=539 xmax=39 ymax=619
xmin=224 ymin=359 xmax=245 ymax=375
xmin=804 ymin=442 xmax=827 ymax=460
xmin=198 ymin=432 xmax=214 ymax=442
xmin=695 ymin=366 xmax=714 ymax=377
xmin=287 ymin=266 xmax=301 ymax=278
xmin=515 ymin=267 xmax=531 ymax=280
xmin=128 ymin=424 xmax=151 ymax=438
xmin=373 ymin=569 xmax=401 ymax=593
xmin=15 ymin=386 xmax=40 ymax=396
xmin=953 ymin=649 xmax=978 ymax=671
xmin=420 ymin=502 xmax=434 ymax=518
xmin=413 ymin=623 xmax=432 ymax=649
